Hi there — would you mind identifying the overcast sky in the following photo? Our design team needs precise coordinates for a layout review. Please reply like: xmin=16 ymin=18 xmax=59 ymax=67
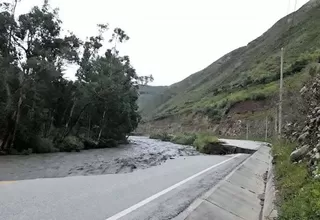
xmin=16 ymin=0 xmax=308 ymax=85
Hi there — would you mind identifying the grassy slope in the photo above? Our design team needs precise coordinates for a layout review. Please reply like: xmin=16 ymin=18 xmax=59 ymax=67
xmin=137 ymin=85 xmax=167 ymax=117
xmin=273 ymin=141 xmax=320 ymax=220
xmin=143 ymin=0 xmax=320 ymax=120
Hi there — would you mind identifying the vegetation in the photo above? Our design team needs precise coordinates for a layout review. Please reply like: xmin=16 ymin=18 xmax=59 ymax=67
xmin=149 ymin=132 xmax=173 ymax=142
xmin=149 ymin=132 xmax=220 ymax=154
xmin=193 ymin=134 xmax=219 ymax=152
xmin=171 ymin=133 xmax=197 ymax=145
xmin=273 ymin=141 xmax=320 ymax=220
xmin=138 ymin=1 xmax=320 ymax=123
xmin=137 ymin=85 xmax=167 ymax=118
xmin=0 ymin=1 xmax=152 ymax=154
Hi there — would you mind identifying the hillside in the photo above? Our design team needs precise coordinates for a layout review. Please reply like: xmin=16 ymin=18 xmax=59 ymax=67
xmin=139 ymin=0 xmax=320 ymax=137
xmin=137 ymin=85 xmax=168 ymax=117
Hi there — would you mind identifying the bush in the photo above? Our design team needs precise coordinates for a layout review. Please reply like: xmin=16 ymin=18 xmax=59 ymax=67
xmin=171 ymin=134 xmax=197 ymax=145
xmin=193 ymin=134 xmax=219 ymax=152
xmin=98 ymin=139 xmax=118 ymax=148
xmin=82 ymin=138 xmax=98 ymax=149
xmin=249 ymin=93 xmax=267 ymax=101
xmin=59 ymin=136 xmax=84 ymax=152
xmin=31 ymin=136 xmax=58 ymax=153
xmin=149 ymin=132 xmax=173 ymax=142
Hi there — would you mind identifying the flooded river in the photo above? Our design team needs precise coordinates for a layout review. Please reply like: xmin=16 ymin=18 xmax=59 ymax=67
xmin=0 ymin=136 xmax=199 ymax=181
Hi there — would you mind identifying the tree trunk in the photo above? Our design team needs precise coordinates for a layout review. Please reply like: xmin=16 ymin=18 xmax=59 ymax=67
xmin=43 ymin=110 xmax=54 ymax=138
xmin=11 ymin=89 xmax=23 ymax=147
xmin=97 ymin=110 xmax=106 ymax=142
xmin=0 ymin=111 xmax=16 ymax=151
xmin=0 ymin=89 xmax=23 ymax=151
xmin=65 ymin=99 xmax=76 ymax=129
xmin=5 ymin=81 xmax=12 ymax=111
xmin=63 ymin=103 xmax=90 ymax=140
xmin=87 ymin=115 xmax=91 ymax=138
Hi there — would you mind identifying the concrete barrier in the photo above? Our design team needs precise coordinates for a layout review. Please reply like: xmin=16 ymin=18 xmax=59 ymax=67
xmin=175 ymin=143 xmax=274 ymax=220
xmin=262 ymin=159 xmax=278 ymax=219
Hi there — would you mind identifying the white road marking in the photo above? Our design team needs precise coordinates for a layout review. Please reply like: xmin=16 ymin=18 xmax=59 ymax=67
xmin=106 ymin=154 xmax=242 ymax=220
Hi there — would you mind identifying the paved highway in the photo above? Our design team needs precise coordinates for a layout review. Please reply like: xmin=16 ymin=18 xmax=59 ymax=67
xmin=0 ymin=140 xmax=259 ymax=220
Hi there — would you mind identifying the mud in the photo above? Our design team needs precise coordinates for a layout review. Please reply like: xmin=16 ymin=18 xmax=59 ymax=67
xmin=0 ymin=136 xmax=199 ymax=181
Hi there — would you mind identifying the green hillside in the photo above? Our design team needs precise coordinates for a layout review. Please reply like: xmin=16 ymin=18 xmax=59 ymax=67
xmin=142 ymin=0 xmax=320 ymax=124
xmin=138 ymin=85 xmax=168 ymax=117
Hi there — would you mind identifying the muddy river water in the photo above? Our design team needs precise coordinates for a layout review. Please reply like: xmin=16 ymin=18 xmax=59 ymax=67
xmin=0 ymin=136 xmax=199 ymax=181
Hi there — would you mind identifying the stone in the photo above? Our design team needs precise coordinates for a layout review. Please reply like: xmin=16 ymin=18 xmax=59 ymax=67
xmin=316 ymin=153 xmax=320 ymax=159
xmin=298 ymin=132 xmax=309 ymax=142
xmin=290 ymin=145 xmax=309 ymax=162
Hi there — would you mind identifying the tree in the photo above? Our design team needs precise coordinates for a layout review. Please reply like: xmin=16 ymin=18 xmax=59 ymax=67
xmin=0 ymin=0 xmax=151 ymax=154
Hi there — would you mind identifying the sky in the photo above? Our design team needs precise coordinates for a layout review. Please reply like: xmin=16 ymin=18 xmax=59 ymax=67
xmin=15 ymin=0 xmax=309 ymax=85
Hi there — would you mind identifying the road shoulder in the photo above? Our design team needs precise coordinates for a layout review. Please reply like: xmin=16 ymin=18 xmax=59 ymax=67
xmin=175 ymin=143 xmax=271 ymax=220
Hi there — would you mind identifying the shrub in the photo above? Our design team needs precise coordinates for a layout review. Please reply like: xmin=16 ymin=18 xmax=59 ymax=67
xmin=31 ymin=136 xmax=58 ymax=153
xmin=98 ymin=139 xmax=118 ymax=148
xmin=193 ymin=134 xmax=219 ymax=152
xmin=250 ymin=93 xmax=267 ymax=101
xmin=171 ymin=134 xmax=197 ymax=145
xmin=21 ymin=148 xmax=33 ymax=155
xmin=83 ymin=138 xmax=98 ymax=149
xmin=149 ymin=132 xmax=173 ymax=141
xmin=59 ymin=136 xmax=84 ymax=152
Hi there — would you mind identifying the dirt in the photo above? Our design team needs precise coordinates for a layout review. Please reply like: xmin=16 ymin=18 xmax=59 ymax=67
xmin=227 ymin=100 xmax=268 ymax=115
xmin=0 ymin=136 xmax=199 ymax=181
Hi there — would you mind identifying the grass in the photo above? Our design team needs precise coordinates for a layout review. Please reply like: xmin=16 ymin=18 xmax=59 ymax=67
xmin=171 ymin=133 xmax=197 ymax=145
xmin=149 ymin=132 xmax=220 ymax=154
xmin=193 ymin=133 xmax=219 ymax=152
xmin=149 ymin=132 xmax=173 ymax=142
xmin=273 ymin=141 xmax=320 ymax=220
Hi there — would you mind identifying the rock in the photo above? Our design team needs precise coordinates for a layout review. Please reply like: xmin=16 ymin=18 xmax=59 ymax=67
xmin=300 ymin=86 xmax=307 ymax=94
xmin=290 ymin=145 xmax=309 ymax=162
xmin=316 ymin=153 xmax=320 ymax=159
xmin=258 ymin=193 xmax=265 ymax=201
xmin=298 ymin=132 xmax=309 ymax=142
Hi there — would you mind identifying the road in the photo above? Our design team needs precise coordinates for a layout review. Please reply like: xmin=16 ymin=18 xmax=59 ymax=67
xmin=0 ymin=139 xmax=260 ymax=220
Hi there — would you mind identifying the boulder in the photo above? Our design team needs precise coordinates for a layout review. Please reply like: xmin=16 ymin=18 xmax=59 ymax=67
xmin=290 ymin=145 xmax=310 ymax=162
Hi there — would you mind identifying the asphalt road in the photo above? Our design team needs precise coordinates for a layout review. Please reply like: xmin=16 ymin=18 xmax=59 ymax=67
xmin=0 ymin=153 xmax=249 ymax=220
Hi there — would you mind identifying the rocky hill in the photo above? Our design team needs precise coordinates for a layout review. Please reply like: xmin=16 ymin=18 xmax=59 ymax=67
xmin=138 ymin=0 xmax=320 ymax=138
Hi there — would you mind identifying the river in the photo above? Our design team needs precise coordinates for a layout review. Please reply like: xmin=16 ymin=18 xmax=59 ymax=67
xmin=0 ymin=136 xmax=199 ymax=181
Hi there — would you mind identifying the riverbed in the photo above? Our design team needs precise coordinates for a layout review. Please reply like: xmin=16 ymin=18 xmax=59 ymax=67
xmin=0 ymin=136 xmax=199 ymax=181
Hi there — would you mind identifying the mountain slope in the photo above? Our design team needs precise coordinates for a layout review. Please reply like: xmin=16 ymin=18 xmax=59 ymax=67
xmin=142 ymin=0 xmax=320 ymax=125
xmin=137 ymin=85 xmax=168 ymax=117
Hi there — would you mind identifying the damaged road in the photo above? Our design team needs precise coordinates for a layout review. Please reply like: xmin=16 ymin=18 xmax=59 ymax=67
xmin=0 ymin=138 xmax=263 ymax=220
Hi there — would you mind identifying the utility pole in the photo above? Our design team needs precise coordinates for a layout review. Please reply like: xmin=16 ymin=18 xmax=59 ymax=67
xmin=274 ymin=109 xmax=278 ymax=138
xmin=265 ymin=116 xmax=268 ymax=141
xmin=278 ymin=48 xmax=284 ymax=139
xmin=246 ymin=123 xmax=249 ymax=140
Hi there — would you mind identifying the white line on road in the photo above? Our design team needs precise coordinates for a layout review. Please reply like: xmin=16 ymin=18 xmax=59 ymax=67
xmin=106 ymin=154 xmax=242 ymax=220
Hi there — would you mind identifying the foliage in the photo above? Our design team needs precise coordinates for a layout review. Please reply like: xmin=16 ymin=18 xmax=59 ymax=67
xmin=138 ymin=1 xmax=320 ymax=121
xmin=31 ymin=136 xmax=58 ymax=153
xmin=149 ymin=132 xmax=172 ymax=142
xmin=272 ymin=141 xmax=320 ymax=220
xmin=0 ymin=1 xmax=151 ymax=154
xmin=59 ymin=136 xmax=84 ymax=152
xmin=193 ymin=134 xmax=219 ymax=152
xmin=171 ymin=133 xmax=197 ymax=145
